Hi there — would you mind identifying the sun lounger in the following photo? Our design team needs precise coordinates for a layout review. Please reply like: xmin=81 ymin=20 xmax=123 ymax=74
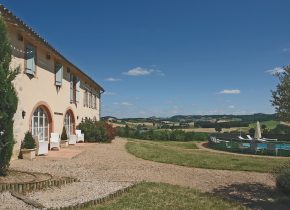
xmin=69 ymin=134 xmax=77 ymax=145
xmin=246 ymin=135 xmax=253 ymax=140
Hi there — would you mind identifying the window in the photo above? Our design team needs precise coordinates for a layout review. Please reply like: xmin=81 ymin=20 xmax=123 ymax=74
xmin=83 ymin=90 xmax=88 ymax=107
xmin=70 ymin=74 xmax=80 ymax=104
xmin=55 ymin=63 xmax=63 ymax=86
xmin=25 ymin=44 xmax=36 ymax=75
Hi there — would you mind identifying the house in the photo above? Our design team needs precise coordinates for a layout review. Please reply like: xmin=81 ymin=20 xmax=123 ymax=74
xmin=0 ymin=5 xmax=104 ymax=159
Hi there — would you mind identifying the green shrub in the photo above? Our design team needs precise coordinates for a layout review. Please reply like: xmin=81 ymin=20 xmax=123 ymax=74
xmin=61 ymin=126 xmax=68 ymax=140
xmin=21 ymin=131 xmax=36 ymax=149
xmin=0 ymin=15 xmax=19 ymax=176
xmin=274 ymin=162 xmax=290 ymax=194
xmin=77 ymin=119 xmax=116 ymax=143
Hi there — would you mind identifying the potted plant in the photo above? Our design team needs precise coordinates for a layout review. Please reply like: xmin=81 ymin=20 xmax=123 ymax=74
xmin=21 ymin=131 xmax=36 ymax=160
xmin=60 ymin=126 xmax=69 ymax=148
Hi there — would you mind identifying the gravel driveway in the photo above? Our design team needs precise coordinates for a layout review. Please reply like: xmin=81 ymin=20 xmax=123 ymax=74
xmin=8 ymin=137 xmax=282 ymax=209
xmin=10 ymin=137 xmax=274 ymax=191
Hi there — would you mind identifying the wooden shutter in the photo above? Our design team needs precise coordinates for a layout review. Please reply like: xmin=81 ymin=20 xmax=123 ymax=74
xmin=25 ymin=45 xmax=35 ymax=75
xmin=55 ymin=63 xmax=63 ymax=86
xmin=76 ymin=77 xmax=80 ymax=103
xmin=70 ymin=74 xmax=73 ymax=103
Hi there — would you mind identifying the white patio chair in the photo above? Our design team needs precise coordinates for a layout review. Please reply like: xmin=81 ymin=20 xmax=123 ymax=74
xmin=76 ymin=130 xmax=84 ymax=142
xmin=50 ymin=133 xmax=60 ymax=150
xmin=69 ymin=134 xmax=77 ymax=145
xmin=34 ymin=135 xmax=48 ymax=155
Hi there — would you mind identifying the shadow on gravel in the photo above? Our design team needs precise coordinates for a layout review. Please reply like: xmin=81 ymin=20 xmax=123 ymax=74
xmin=212 ymin=182 xmax=290 ymax=210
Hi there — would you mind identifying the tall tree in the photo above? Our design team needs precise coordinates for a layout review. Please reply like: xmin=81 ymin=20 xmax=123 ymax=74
xmin=271 ymin=66 xmax=290 ymax=122
xmin=0 ymin=15 xmax=19 ymax=176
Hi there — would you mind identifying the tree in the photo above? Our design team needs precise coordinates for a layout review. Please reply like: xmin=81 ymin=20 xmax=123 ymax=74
xmin=271 ymin=66 xmax=290 ymax=122
xmin=0 ymin=16 xmax=19 ymax=176
xmin=215 ymin=124 xmax=222 ymax=133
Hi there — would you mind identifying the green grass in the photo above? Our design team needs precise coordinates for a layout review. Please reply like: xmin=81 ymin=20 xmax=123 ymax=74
xmin=128 ymin=139 xmax=198 ymax=149
xmin=126 ymin=140 xmax=290 ymax=172
xmin=89 ymin=182 xmax=247 ymax=210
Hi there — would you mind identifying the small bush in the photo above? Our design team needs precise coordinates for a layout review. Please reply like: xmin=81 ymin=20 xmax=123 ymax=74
xmin=22 ymin=131 xmax=36 ymax=149
xmin=61 ymin=126 xmax=68 ymax=140
xmin=274 ymin=162 xmax=290 ymax=194
xmin=77 ymin=119 xmax=116 ymax=143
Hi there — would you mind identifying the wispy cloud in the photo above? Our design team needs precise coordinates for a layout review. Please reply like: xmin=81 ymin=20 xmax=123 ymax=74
xmin=228 ymin=105 xmax=235 ymax=109
xmin=265 ymin=67 xmax=285 ymax=75
xmin=114 ymin=102 xmax=133 ymax=106
xmin=283 ymin=48 xmax=290 ymax=52
xmin=105 ymin=77 xmax=121 ymax=82
xmin=103 ymin=92 xmax=116 ymax=96
xmin=218 ymin=89 xmax=241 ymax=94
xmin=123 ymin=67 xmax=164 ymax=77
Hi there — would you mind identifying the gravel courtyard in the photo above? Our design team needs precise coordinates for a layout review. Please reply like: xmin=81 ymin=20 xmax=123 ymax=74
xmin=4 ymin=137 xmax=283 ymax=209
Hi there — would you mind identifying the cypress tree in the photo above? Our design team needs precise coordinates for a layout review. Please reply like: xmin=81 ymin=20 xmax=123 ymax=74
xmin=0 ymin=15 xmax=19 ymax=176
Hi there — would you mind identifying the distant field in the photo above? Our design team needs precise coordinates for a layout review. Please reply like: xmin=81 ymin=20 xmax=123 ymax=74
xmin=182 ymin=127 xmax=247 ymax=133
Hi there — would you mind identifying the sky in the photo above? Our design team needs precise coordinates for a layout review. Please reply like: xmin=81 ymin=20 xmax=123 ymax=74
xmin=2 ymin=0 xmax=290 ymax=118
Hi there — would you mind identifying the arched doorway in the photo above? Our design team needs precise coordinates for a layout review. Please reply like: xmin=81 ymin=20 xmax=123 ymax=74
xmin=31 ymin=106 xmax=51 ymax=143
xmin=64 ymin=110 xmax=75 ymax=137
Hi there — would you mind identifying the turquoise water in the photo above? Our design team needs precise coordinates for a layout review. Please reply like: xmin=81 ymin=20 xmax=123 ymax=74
xmin=276 ymin=144 xmax=290 ymax=150
xmin=241 ymin=142 xmax=290 ymax=150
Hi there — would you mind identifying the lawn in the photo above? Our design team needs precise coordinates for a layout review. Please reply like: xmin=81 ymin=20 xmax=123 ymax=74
xmin=126 ymin=140 xmax=290 ymax=172
xmin=128 ymin=139 xmax=198 ymax=149
xmin=91 ymin=182 xmax=247 ymax=210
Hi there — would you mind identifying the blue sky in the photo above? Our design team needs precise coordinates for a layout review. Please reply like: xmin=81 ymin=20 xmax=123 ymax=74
xmin=2 ymin=0 xmax=290 ymax=118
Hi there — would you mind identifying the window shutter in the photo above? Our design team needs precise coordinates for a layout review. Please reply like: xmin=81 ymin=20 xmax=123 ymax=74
xmin=76 ymin=77 xmax=80 ymax=103
xmin=26 ymin=45 xmax=35 ymax=75
xmin=70 ymin=74 xmax=73 ymax=103
xmin=55 ymin=63 xmax=63 ymax=86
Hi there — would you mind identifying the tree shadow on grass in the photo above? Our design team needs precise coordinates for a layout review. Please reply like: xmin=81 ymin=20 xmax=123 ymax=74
xmin=212 ymin=182 xmax=290 ymax=210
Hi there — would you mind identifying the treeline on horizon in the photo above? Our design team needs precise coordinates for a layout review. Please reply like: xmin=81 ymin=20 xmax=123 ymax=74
xmin=104 ymin=113 xmax=276 ymax=123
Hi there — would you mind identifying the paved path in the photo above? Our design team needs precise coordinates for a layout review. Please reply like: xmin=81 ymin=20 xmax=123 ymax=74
xmin=10 ymin=137 xmax=288 ymax=209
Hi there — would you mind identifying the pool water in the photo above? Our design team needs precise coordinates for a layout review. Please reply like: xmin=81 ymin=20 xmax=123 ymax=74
xmin=242 ymin=143 xmax=290 ymax=150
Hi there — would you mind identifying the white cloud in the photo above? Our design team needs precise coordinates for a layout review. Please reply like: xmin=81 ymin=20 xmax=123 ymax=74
xmin=103 ymin=92 xmax=116 ymax=96
xmin=218 ymin=89 xmax=241 ymax=94
xmin=228 ymin=105 xmax=235 ymax=109
xmin=283 ymin=48 xmax=290 ymax=52
xmin=105 ymin=77 xmax=121 ymax=82
xmin=114 ymin=102 xmax=133 ymax=106
xmin=123 ymin=67 xmax=164 ymax=77
xmin=265 ymin=67 xmax=285 ymax=75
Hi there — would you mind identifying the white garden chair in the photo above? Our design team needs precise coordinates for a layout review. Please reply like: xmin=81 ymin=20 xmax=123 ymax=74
xmin=50 ymin=133 xmax=60 ymax=150
xmin=69 ymin=134 xmax=77 ymax=145
xmin=76 ymin=130 xmax=84 ymax=142
xmin=34 ymin=135 xmax=48 ymax=155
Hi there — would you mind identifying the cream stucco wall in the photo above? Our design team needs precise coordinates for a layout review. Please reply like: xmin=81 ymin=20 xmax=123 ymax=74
xmin=7 ymin=26 xmax=102 ymax=159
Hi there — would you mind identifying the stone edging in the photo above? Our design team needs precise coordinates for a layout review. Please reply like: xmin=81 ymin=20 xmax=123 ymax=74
xmin=47 ymin=183 xmax=138 ymax=210
xmin=0 ymin=175 xmax=79 ymax=193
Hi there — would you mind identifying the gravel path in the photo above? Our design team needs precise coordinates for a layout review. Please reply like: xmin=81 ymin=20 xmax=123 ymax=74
xmin=0 ymin=192 xmax=36 ymax=210
xmin=10 ymin=137 xmax=274 ymax=191
xmin=27 ymin=181 xmax=133 ymax=208
xmin=7 ymin=137 xmax=282 ymax=209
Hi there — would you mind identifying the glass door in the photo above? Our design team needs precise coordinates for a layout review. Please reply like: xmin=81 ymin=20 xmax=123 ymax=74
xmin=32 ymin=107 xmax=49 ymax=142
